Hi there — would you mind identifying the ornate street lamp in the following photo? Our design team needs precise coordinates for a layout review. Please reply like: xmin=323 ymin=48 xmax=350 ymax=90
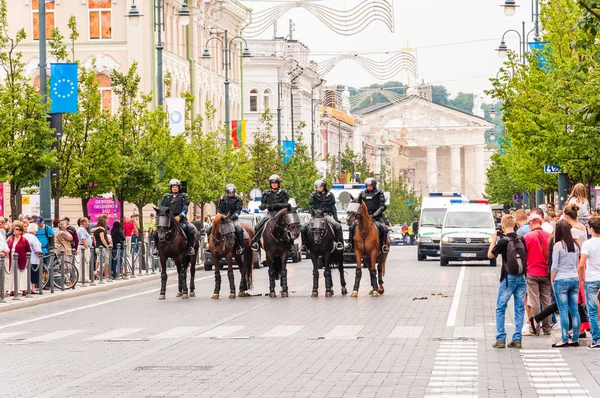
xmin=500 ymin=0 xmax=519 ymax=17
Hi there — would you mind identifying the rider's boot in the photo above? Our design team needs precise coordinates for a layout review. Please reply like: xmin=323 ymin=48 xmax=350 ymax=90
xmin=345 ymin=225 xmax=355 ymax=251
xmin=235 ymin=229 xmax=244 ymax=255
xmin=380 ymin=228 xmax=389 ymax=254
xmin=251 ymin=231 xmax=261 ymax=252
xmin=300 ymin=228 xmax=308 ymax=254
xmin=186 ymin=229 xmax=196 ymax=256
xmin=335 ymin=229 xmax=344 ymax=251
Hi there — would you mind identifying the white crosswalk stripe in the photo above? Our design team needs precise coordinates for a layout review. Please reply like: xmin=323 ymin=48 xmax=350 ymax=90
xmin=320 ymin=325 xmax=363 ymax=339
xmin=23 ymin=330 xmax=84 ymax=342
xmin=150 ymin=327 xmax=204 ymax=339
xmin=195 ymin=326 xmax=245 ymax=338
xmin=425 ymin=341 xmax=479 ymax=397
xmin=85 ymin=328 xmax=145 ymax=341
xmin=522 ymin=350 xmax=590 ymax=397
xmin=261 ymin=325 xmax=304 ymax=337
xmin=0 ymin=332 xmax=25 ymax=340
xmin=387 ymin=325 xmax=424 ymax=338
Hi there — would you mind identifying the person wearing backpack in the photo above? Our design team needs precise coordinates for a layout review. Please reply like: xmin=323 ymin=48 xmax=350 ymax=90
xmin=488 ymin=215 xmax=528 ymax=349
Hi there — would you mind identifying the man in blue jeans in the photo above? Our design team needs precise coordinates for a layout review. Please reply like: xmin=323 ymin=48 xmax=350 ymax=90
xmin=488 ymin=215 xmax=527 ymax=349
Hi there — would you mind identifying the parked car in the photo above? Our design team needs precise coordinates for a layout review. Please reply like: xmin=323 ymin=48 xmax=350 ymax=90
xmin=389 ymin=226 xmax=404 ymax=246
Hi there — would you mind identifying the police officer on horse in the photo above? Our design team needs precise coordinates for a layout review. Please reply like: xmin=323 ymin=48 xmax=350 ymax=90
xmin=301 ymin=179 xmax=344 ymax=252
xmin=209 ymin=184 xmax=244 ymax=254
xmin=157 ymin=179 xmax=196 ymax=255
xmin=251 ymin=174 xmax=291 ymax=251
xmin=347 ymin=178 xmax=390 ymax=254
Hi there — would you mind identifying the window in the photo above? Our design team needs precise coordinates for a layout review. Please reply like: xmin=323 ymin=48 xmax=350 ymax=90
xmin=263 ymin=89 xmax=272 ymax=112
xmin=96 ymin=74 xmax=112 ymax=114
xmin=32 ymin=0 xmax=55 ymax=41
xmin=88 ymin=0 xmax=112 ymax=40
xmin=249 ymin=89 xmax=258 ymax=112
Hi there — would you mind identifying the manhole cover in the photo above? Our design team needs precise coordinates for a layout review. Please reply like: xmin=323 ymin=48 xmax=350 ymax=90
xmin=134 ymin=366 xmax=214 ymax=371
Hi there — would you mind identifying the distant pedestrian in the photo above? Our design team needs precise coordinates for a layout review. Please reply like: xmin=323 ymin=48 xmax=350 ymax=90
xmin=524 ymin=214 xmax=552 ymax=336
xmin=579 ymin=216 xmax=600 ymax=349
xmin=55 ymin=221 xmax=74 ymax=268
xmin=110 ymin=220 xmax=126 ymax=278
xmin=566 ymin=183 xmax=591 ymax=226
xmin=489 ymin=215 xmax=527 ymax=349
xmin=564 ymin=204 xmax=587 ymax=248
xmin=6 ymin=221 xmax=31 ymax=296
xmin=551 ymin=220 xmax=581 ymax=347
xmin=93 ymin=217 xmax=110 ymax=279
xmin=412 ymin=218 xmax=419 ymax=245
xmin=24 ymin=224 xmax=42 ymax=294
xmin=516 ymin=210 xmax=530 ymax=236
xmin=77 ymin=218 xmax=92 ymax=281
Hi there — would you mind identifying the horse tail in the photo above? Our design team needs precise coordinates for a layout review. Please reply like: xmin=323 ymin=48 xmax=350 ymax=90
xmin=274 ymin=257 xmax=283 ymax=280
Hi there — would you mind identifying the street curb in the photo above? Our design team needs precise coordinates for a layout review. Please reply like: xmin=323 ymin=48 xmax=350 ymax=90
xmin=0 ymin=267 xmax=186 ymax=314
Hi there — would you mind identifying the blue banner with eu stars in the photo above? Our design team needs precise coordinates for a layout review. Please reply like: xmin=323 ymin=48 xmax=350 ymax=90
xmin=282 ymin=140 xmax=296 ymax=164
xmin=50 ymin=63 xmax=78 ymax=114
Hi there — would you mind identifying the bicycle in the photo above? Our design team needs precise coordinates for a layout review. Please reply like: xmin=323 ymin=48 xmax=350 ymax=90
xmin=40 ymin=252 xmax=79 ymax=290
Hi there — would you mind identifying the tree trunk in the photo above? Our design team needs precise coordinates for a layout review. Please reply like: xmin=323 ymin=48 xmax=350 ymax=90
xmin=136 ymin=200 xmax=146 ymax=271
xmin=115 ymin=190 xmax=125 ymax=220
xmin=53 ymin=192 xmax=60 ymax=221
xmin=200 ymin=202 xmax=205 ymax=227
xmin=81 ymin=197 xmax=90 ymax=219
xmin=9 ymin=181 xmax=21 ymax=219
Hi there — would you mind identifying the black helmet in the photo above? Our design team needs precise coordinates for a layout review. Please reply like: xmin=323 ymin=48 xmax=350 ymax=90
xmin=225 ymin=184 xmax=237 ymax=194
xmin=269 ymin=174 xmax=281 ymax=184
xmin=365 ymin=178 xmax=377 ymax=189
xmin=314 ymin=179 xmax=327 ymax=190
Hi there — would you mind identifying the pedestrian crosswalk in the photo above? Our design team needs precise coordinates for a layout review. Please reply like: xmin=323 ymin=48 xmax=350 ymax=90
xmin=0 ymin=323 xmax=428 ymax=343
xmin=425 ymin=340 xmax=479 ymax=397
xmin=521 ymin=349 xmax=590 ymax=397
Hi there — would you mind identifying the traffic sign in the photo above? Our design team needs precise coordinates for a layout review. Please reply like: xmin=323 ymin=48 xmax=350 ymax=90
xmin=513 ymin=193 xmax=524 ymax=204
xmin=544 ymin=164 xmax=560 ymax=174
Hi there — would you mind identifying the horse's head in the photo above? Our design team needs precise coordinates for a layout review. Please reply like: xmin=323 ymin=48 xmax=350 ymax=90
xmin=346 ymin=201 xmax=367 ymax=226
xmin=213 ymin=213 xmax=236 ymax=246
xmin=309 ymin=211 xmax=326 ymax=244
xmin=154 ymin=206 xmax=174 ymax=242
xmin=284 ymin=210 xmax=301 ymax=240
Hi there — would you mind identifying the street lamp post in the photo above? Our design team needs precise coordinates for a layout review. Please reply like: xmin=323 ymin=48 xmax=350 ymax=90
xmin=338 ymin=121 xmax=342 ymax=179
xmin=496 ymin=0 xmax=541 ymax=62
xmin=202 ymin=31 xmax=251 ymax=145
xmin=126 ymin=0 xmax=191 ymax=107
xmin=39 ymin=0 xmax=51 ymax=224
xmin=311 ymin=100 xmax=328 ymax=162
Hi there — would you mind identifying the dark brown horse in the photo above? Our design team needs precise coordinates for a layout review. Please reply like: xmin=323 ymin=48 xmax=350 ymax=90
xmin=208 ymin=214 xmax=254 ymax=299
xmin=154 ymin=207 xmax=199 ymax=300
xmin=346 ymin=201 xmax=389 ymax=297
xmin=261 ymin=208 xmax=301 ymax=297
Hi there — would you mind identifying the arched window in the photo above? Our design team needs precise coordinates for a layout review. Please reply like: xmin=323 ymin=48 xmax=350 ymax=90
xmin=263 ymin=88 xmax=272 ymax=112
xmin=249 ymin=89 xmax=258 ymax=112
xmin=96 ymin=74 xmax=112 ymax=114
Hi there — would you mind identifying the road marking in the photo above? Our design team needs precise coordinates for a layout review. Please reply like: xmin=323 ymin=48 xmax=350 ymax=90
xmin=387 ymin=325 xmax=424 ymax=338
xmin=426 ymin=341 xmax=479 ymax=397
xmin=0 ymin=273 xmax=217 ymax=331
xmin=321 ymin=325 xmax=364 ymax=339
xmin=85 ymin=328 xmax=145 ymax=341
xmin=150 ymin=326 xmax=204 ymax=339
xmin=0 ymin=332 xmax=24 ymax=340
xmin=261 ymin=325 xmax=304 ymax=337
xmin=446 ymin=266 xmax=466 ymax=327
xmin=24 ymin=329 xmax=84 ymax=342
xmin=521 ymin=350 xmax=590 ymax=397
xmin=195 ymin=325 xmax=245 ymax=338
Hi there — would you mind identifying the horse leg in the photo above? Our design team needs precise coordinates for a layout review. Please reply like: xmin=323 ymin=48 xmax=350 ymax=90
xmin=280 ymin=253 xmax=289 ymax=298
xmin=212 ymin=261 xmax=221 ymax=299
xmin=267 ymin=259 xmax=276 ymax=298
xmin=189 ymin=254 xmax=196 ymax=298
xmin=338 ymin=254 xmax=348 ymax=296
xmin=324 ymin=264 xmax=333 ymax=298
xmin=311 ymin=255 xmax=319 ymax=297
xmin=377 ymin=261 xmax=385 ymax=295
xmin=238 ymin=259 xmax=248 ymax=297
xmin=369 ymin=254 xmax=379 ymax=297
xmin=159 ymin=256 xmax=167 ymax=300
xmin=176 ymin=262 xmax=183 ymax=297
xmin=180 ymin=260 xmax=189 ymax=299
xmin=351 ymin=262 xmax=362 ymax=298
xmin=227 ymin=255 xmax=236 ymax=299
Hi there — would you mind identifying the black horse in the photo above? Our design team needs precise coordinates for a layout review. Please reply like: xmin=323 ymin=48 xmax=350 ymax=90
xmin=261 ymin=208 xmax=301 ymax=298
xmin=306 ymin=210 xmax=347 ymax=297
xmin=154 ymin=207 xmax=199 ymax=300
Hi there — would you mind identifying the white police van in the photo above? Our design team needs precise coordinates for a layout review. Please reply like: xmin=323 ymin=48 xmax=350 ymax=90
xmin=417 ymin=192 xmax=467 ymax=261
xmin=439 ymin=199 xmax=496 ymax=267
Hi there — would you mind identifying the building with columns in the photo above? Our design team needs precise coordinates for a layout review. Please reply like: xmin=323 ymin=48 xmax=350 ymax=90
xmin=353 ymin=95 xmax=494 ymax=198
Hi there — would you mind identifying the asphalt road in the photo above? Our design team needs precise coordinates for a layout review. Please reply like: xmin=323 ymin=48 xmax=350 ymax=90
xmin=1 ymin=246 xmax=599 ymax=398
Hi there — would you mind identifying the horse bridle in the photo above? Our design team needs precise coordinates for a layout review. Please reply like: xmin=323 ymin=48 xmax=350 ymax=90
xmin=269 ymin=218 xmax=290 ymax=244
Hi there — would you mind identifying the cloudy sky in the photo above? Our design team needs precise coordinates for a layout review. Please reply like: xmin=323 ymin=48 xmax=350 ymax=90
xmin=241 ymin=0 xmax=538 ymax=99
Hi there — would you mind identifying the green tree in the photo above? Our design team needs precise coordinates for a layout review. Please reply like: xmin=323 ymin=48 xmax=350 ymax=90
xmin=281 ymin=138 xmax=319 ymax=209
xmin=0 ymin=0 xmax=54 ymax=217
xmin=448 ymin=92 xmax=473 ymax=114
xmin=431 ymin=85 xmax=450 ymax=105
xmin=386 ymin=180 xmax=420 ymax=224
xmin=340 ymin=144 xmax=371 ymax=182
xmin=248 ymin=110 xmax=280 ymax=190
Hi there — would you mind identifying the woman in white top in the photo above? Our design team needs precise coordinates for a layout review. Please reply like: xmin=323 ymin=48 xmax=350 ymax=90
xmin=564 ymin=204 xmax=587 ymax=249
xmin=567 ymin=183 xmax=591 ymax=226
xmin=24 ymin=223 xmax=43 ymax=293
xmin=578 ymin=216 xmax=600 ymax=349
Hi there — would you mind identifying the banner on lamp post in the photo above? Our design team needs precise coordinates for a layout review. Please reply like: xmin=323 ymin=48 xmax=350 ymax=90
xmin=282 ymin=140 xmax=296 ymax=164
xmin=50 ymin=63 xmax=78 ymax=114
xmin=166 ymin=98 xmax=185 ymax=136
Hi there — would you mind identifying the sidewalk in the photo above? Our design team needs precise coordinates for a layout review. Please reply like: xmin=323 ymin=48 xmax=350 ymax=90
xmin=0 ymin=265 xmax=200 ymax=313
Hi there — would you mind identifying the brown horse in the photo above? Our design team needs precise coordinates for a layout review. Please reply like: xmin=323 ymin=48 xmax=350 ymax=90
xmin=208 ymin=213 xmax=254 ymax=299
xmin=155 ymin=207 xmax=199 ymax=300
xmin=346 ymin=201 xmax=389 ymax=297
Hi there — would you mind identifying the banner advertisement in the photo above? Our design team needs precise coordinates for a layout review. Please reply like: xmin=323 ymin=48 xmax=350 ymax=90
xmin=87 ymin=197 xmax=121 ymax=228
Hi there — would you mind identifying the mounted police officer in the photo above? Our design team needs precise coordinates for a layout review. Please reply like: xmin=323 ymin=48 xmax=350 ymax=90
xmin=208 ymin=184 xmax=244 ymax=254
xmin=157 ymin=179 xmax=196 ymax=255
xmin=251 ymin=174 xmax=291 ymax=251
xmin=301 ymin=180 xmax=344 ymax=252
xmin=347 ymin=177 xmax=389 ymax=254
